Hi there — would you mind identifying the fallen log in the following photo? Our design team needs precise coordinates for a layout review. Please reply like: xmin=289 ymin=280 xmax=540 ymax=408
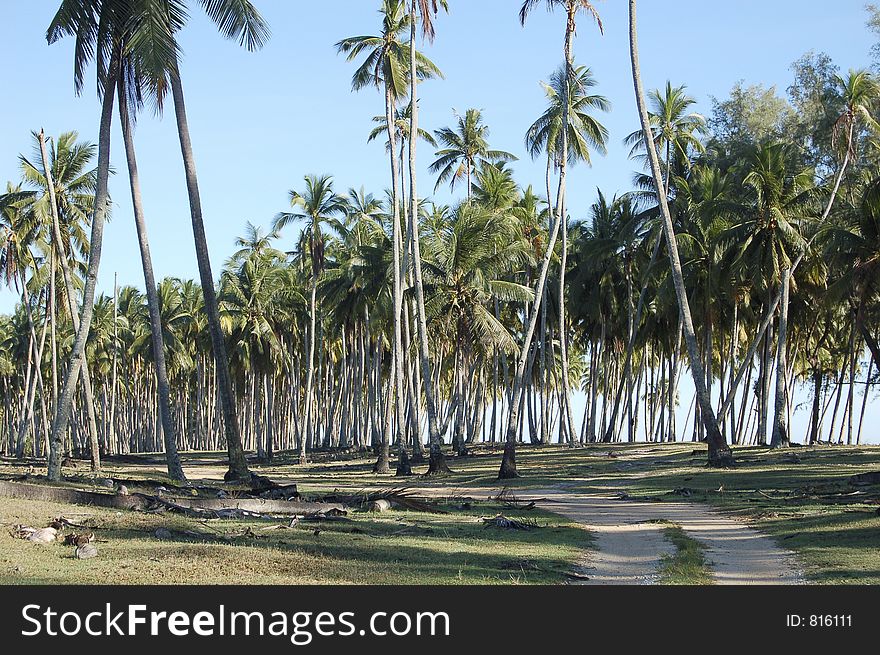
xmin=0 ymin=481 xmax=341 ymax=516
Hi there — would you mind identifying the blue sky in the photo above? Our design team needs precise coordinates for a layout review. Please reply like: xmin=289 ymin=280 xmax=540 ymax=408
xmin=1 ymin=0 xmax=877 ymax=442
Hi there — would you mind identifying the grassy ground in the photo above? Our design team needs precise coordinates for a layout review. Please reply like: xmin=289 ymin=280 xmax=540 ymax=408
xmin=401 ymin=442 xmax=879 ymax=584
xmin=0 ymin=486 xmax=591 ymax=585
xmin=2 ymin=441 xmax=879 ymax=584
xmin=658 ymin=523 xmax=714 ymax=585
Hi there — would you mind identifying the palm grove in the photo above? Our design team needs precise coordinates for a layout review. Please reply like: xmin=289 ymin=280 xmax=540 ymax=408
xmin=1 ymin=0 xmax=879 ymax=484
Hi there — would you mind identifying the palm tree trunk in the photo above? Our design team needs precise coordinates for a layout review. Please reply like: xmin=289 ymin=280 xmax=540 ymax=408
xmin=556 ymin=8 xmax=578 ymax=448
xmin=45 ymin=44 xmax=119 ymax=481
xmin=497 ymin=175 xmax=566 ymax=477
xmin=628 ymin=0 xmax=732 ymax=466
xmin=770 ymin=268 xmax=791 ymax=447
xmin=36 ymin=134 xmax=102 ymax=470
xmin=302 ymin=274 xmax=318 ymax=464
xmin=382 ymin=83 xmax=408 ymax=474
xmin=408 ymin=1 xmax=450 ymax=474
xmin=118 ymin=80 xmax=186 ymax=480
xmin=169 ymin=66 xmax=249 ymax=482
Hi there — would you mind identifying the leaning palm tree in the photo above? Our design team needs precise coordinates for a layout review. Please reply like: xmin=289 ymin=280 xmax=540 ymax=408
xmin=273 ymin=175 xmax=347 ymax=465
xmin=45 ymin=0 xmax=124 ymax=480
xmin=498 ymin=0 xmax=603 ymax=477
xmin=164 ymin=0 xmax=269 ymax=482
xmin=337 ymin=0 xmax=442 ymax=471
xmin=430 ymin=108 xmax=516 ymax=200
xmin=32 ymin=131 xmax=104 ymax=471
xmin=15 ymin=132 xmax=103 ymax=466
xmin=114 ymin=32 xmax=187 ymax=480
xmin=627 ymin=0 xmax=733 ymax=466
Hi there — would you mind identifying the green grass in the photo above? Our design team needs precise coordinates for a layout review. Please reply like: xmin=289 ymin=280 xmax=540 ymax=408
xmin=658 ymin=524 xmax=714 ymax=585
xmin=0 ymin=493 xmax=592 ymax=585
xmin=2 ymin=441 xmax=879 ymax=584
xmin=282 ymin=442 xmax=880 ymax=584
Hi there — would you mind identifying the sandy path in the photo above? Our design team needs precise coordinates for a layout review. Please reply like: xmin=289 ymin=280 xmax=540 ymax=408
xmin=526 ymin=489 xmax=804 ymax=585
xmin=403 ymin=484 xmax=804 ymax=585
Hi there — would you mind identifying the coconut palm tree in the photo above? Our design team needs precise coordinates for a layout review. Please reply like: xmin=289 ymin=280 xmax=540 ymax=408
xmin=164 ymin=0 xmax=269 ymax=482
xmin=525 ymin=62 xmax=609 ymax=444
xmin=430 ymin=108 xmax=516 ymax=200
xmin=337 ymin=0 xmax=442 ymax=471
xmin=116 ymin=60 xmax=187 ymax=480
xmin=407 ymin=0 xmax=449 ymax=474
xmin=14 ymin=131 xmax=99 ymax=454
xmin=624 ymin=81 xmax=707 ymax=193
xmin=44 ymin=0 xmax=125 ymax=479
xmin=274 ymin=175 xmax=347 ymax=465
xmin=627 ymin=0 xmax=733 ymax=466
xmin=423 ymin=203 xmax=533 ymax=453
xmin=497 ymin=0 xmax=603 ymax=477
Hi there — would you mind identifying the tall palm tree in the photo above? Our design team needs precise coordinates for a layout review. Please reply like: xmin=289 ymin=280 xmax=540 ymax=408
xmin=407 ymin=0 xmax=449 ymax=474
xmin=497 ymin=0 xmax=603 ymax=476
xmin=164 ymin=0 xmax=269 ymax=482
xmin=274 ymin=175 xmax=347 ymax=465
xmin=44 ymin=0 xmax=126 ymax=480
xmin=34 ymin=131 xmax=103 ymax=470
xmin=115 ymin=47 xmax=187 ymax=479
xmin=14 ymin=132 xmax=102 ymax=464
xmin=430 ymin=108 xmax=516 ymax=200
xmin=627 ymin=0 xmax=733 ymax=466
xmin=525 ymin=62 xmax=609 ymax=444
xmin=337 ymin=0 xmax=441 ymax=471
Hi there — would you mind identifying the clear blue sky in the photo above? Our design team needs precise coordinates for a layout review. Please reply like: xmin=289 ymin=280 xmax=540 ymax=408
xmin=1 ymin=0 xmax=876 ymax=442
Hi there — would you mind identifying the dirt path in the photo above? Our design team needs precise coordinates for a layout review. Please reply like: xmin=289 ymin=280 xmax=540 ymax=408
xmin=527 ymin=489 xmax=804 ymax=585
xmin=404 ymin=484 xmax=804 ymax=585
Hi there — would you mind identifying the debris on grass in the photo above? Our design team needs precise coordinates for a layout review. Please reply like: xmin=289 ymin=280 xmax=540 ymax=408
xmin=482 ymin=515 xmax=538 ymax=530
xmin=75 ymin=543 xmax=98 ymax=559
xmin=491 ymin=487 xmax=539 ymax=510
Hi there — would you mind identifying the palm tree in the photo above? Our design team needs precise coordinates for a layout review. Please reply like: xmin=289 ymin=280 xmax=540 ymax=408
xmin=407 ymin=0 xmax=449 ymax=474
xmin=627 ymin=0 xmax=733 ymax=466
xmin=624 ymin=81 xmax=706 ymax=194
xmin=728 ymin=142 xmax=815 ymax=446
xmin=14 ymin=131 xmax=102 ymax=464
xmin=115 ymin=51 xmax=187 ymax=479
xmin=525 ymin=62 xmax=609 ymax=444
xmin=424 ymin=203 xmax=533 ymax=453
xmin=62 ymin=0 xmax=270 ymax=479
xmin=44 ymin=0 xmax=123 ymax=480
xmin=497 ymin=0 xmax=603 ymax=476
xmin=274 ymin=175 xmax=347 ymax=465
xmin=430 ymin=108 xmax=516 ymax=200
xmin=33 ymin=131 xmax=103 ymax=471
xmin=337 ymin=0 xmax=442 ymax=471
xmin=220 ymin=247 xmax=287 ymax=461
xmin=164 ymin=0 xmax=269 ymax=482
xmin=827 ymin=174 xmax=880 ymax=375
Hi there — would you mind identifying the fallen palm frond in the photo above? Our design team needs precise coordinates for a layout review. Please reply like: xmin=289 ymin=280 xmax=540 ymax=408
xmin=481 ymin=514 xmax=539 ymax=530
